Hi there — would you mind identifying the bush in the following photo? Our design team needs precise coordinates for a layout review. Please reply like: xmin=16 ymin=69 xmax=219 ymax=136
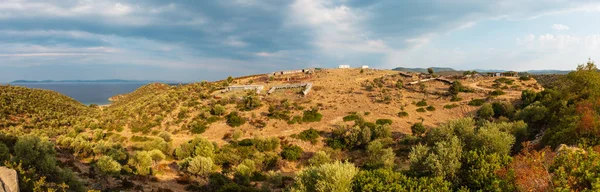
xmin=416 ymin=108 xmax=426 ymax=113
xmin=188 ymin=156 xmax=215 ymax=177
xmin=239 ymin=95 xmax=262 ymax=111
xmin=397 ymin=111 xmax=409 ymax=117
xmin=450 ymin=96 xmax=463 ymax=102
xmin=490 ymin=90 xmax=506 ymax=96
xmin=309 ymin=151 xmax=332 ymax=166
xmin=468 ymin=99 xmax=486 ymax=106
xmin=477 ymin=104 xmax=495 ymax=120
xmin=426 ymin=106 xmax=436 ymax=111
xmin=411 ymin=122 xmax=426 ymax=137
xmin=96 ymin=156 xmax=122 ymax=176
xmin=444 ymin=104 xmax=459 ymax=109
xmin=375 ymin=119 xmax=392 ymax=125
xmin=352 ymin=169 xmax=451 ymax=192
xmin=302 ymin=108 xmax=323 ymax=123
xmin=211 ymin=104 xmax=226 ymax=116
xmin=188 ymin=121 xmax=208 ymax=134
xmin=226 ymin=111 xmax=246 ymax=127
xmin=343 ymin=114 xmax=359 ymax=122
xmin=491 ymin=102 xmax=515 ymax=118
xmin=519 ymin=76 xmax=531 ymax=81
xmin=409 ymin=137 xmax=462 ymax=180
xmin=281 ymin=145 xmax=303 ymax=161
xmin=291 ymin=161 xmax=358 ymax=192
xmin=415 ymin=100 xmax=428 ymax=107
xmin=364 ymin=141 xmax=395 ymax=169
xmin=296 ymin=128 xmax=320 ymax=144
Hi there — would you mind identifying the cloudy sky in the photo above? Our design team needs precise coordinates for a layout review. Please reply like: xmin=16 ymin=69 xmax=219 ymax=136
xmin=1 ymin=0 xmax=600 ymax=82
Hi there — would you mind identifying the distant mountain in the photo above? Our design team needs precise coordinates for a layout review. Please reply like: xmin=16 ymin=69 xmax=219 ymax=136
xmin=392 ymin=67 xmax=456 ymax=73
xmin=10 ymin=79 xmax=180 ymax=83
xmin=526 ymin=70 xmax=571 ymax=75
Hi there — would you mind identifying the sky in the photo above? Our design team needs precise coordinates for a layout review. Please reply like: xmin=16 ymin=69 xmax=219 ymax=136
xmin=1 ymin=0 xmax=600 ymax=82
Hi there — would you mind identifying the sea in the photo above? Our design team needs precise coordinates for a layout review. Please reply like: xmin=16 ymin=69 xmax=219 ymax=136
xmin=6 ymin=82 xmax=149 ymax=105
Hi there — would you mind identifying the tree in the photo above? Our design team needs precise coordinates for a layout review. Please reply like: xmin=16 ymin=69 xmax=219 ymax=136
xmin=427 ymin=68 xmax=434 ymax=75
xmin=409 ymin=137 xmax=462 ymax=181
xmin=188 ymin=156 xmax=215 ymax=177
xmin=364 ymin=141 xmax=395 ymax=169
xmin=477 ymin=103 xmax=495 ymax=120
xmin=291 ymin=161 xmax=358 ymax=192
xmin=96 ymin=156 xmax=122 ymax=177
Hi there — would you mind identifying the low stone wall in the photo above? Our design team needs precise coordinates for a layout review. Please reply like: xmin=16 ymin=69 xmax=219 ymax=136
xmin=222 ymin=85 xmax=264 ymax=94
xmin=268 ymin=83 xmax=313 ymax=96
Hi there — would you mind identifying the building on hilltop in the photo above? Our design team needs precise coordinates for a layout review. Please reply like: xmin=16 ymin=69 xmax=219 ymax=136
xmin=338 ymin=65 xmax=350 ymax=69
xmin=270 ymin=68 xmax=315 ymax=76
xmin=485 ymin=71 xmax=518 ymax=77
xmin=361 ymin=65 xmax=369 ymax=69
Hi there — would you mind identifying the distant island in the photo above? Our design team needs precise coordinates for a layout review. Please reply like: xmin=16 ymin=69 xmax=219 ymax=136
xmin=10 ymin=79 xmax=182 ymax=84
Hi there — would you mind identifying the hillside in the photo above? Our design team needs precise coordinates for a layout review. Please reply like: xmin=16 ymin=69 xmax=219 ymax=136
xmin=0 ymin=85 xmax=96 ymax=130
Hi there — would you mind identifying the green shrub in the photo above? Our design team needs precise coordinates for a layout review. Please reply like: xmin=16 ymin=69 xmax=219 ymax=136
xmin=426 ymin=106 xmax=436 ymax=111
xmin=416 ymin=108 xmax=426 ymax=113
xmin=374 ymin=119 xmax=392 ymax=126
xmin=239 ymin=95 xmax=262 ymax=111
xmin=490 ymin=90 xmax=505 ymax=96
xmin=495 ymin=78 xmax=514 ymax=85
xmin=211 ymin=104 xmax=226 ymax=116
xmin=188 ymin=156 xmax=215 ymax=177
xmin=477 ymin=104 xmax=495 ymax=120
xmin=411 ymin=122 xmax=426 ymax=137
xmin=415 ymin=100 xmax=428 ymax=107
xmin=302 ymin=108 xmax=323 ymax=123
xmin=397 ymin=111 xmax=409 ymax=117
xmin=296 ymin=128 xmax=320 ymax=144
xmin=188 ymin=121 xmax=208 ymax=134
xmin=450 ymin=96 xmax=463 ymax=102
xmin=226 ymin=111 xmax=246 ymax=127
xmin=468 ymin=99 xmax=486 ymax=106
xmin=352 ymin=169 xmax=451 ymax=192
xmin=491 ymin=102 xmax=515 ymax=118
xmin=364 ymin=141 xmax=395 ymax=169
xmin=309 ymin=151 xmax=332 ymax=166
xmin=281 ymin=145 xmax=303 ymax=161
xmin=443 ymin=104 xmax=459 ymax=109
xmin=343 ymin=114 xmax=359 ymax=122
xmin=292 ymin=161 xmax=358 ymax=192
xmin=519 ymin=76 xmax=531 ymax=81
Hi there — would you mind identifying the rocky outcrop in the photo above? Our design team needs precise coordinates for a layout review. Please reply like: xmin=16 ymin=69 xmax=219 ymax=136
xmin=0 ymin=167 xmax=18 ymax=192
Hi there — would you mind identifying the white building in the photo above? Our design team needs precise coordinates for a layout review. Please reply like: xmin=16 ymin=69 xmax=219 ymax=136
xmin=338 ymin=65 xmax=350 ymax=69
xmin=361 ymin=65 xmax=369 ymax=69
